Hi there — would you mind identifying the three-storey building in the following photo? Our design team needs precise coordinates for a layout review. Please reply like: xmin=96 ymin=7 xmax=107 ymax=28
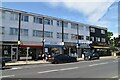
xmin=0 ymin=8 xmax=108 ymax=61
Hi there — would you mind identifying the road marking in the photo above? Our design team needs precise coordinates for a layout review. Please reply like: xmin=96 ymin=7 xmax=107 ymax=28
xmin=38 ymin=67 xmax=78 ymax=74
xmin=11 ymin=67 xmax=22 ymax=70
xmin=113 ymin=61 xmax=118 ymax=63
xmin=111 ymin=75 xmax=118 ymax=78
xmin=99 ymin=62 xmax=108 ymax=65
xmin=0 ymin=75 xmax=15 ymax=78
xmin=89 ymin=64 xmax=99 ymax=67
xmin=38 ymin=69 xmax=59 ymax=74
xmin=59 ymin=67 xmax=79 ymax=71
xmin=89 ymin=62 xmax=109 ymax=67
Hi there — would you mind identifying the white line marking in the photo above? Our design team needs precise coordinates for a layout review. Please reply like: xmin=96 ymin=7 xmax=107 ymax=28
xmin=38 ymin=67 xmax=78 ymax=74
xmin=11 ymin=67 xmax=22 ymax=70
xmin=1 ymin=75 xmax=15 ymax=78
xmin=111 ymin=76 xmax=118 ymax=78
xmin=89 ymin=64 xmax=99 ymax=67
xmin=59 ymin=67 xmax=79 ymax=71
xmin=89 ymin=62 xmax=109 ymax=67
xmin=113 ymin=61 xmax=118 ymax=63
xmin=38 ymin=69 xmax=59 ymax=74
xmin=99 ymin=62 xmax=109 ymax=65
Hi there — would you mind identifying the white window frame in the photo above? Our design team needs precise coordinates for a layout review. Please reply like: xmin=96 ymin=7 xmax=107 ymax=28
xmin=90 ymin=28 xmax=95 ymax=33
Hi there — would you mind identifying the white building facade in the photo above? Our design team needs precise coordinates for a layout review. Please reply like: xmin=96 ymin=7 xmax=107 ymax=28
xmin=1 ymin=8 xmax=92 ymax=61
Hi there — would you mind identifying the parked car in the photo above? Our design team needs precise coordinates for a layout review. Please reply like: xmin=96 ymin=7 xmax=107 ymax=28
xmin=50 ymin=54 xmax=77 ymax=64
xmin=84 ymin=52 xmax=100 ymax=61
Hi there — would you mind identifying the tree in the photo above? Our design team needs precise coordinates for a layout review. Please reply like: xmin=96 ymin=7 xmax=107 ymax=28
xmin=107 ymin=32 xmax=114 ymax=46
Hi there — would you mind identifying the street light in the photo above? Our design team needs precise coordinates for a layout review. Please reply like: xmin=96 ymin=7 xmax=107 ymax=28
xmin=62 ymin=21 xmax=64 ymax=54
xmin=18 ymin=13 xmax=21 ymax=61
xmin=76 ymin=24 xmax=79 ymax=55
xmin=42 ymin=17 xmax=45 ymax=59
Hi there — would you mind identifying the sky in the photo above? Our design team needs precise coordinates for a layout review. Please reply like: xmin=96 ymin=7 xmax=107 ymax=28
xmin=1 ymin=0 xmax=119 ymax=38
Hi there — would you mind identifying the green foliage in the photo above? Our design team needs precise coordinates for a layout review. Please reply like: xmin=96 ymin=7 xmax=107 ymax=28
xmin=107 ymin=31 xmax=114 ymax=46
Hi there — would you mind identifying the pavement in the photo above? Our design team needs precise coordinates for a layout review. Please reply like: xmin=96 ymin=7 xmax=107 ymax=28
xmin=1 ymin=57 xmax=119 ymax=79
xmin=5 ymin=56 xmax=118 ymax=66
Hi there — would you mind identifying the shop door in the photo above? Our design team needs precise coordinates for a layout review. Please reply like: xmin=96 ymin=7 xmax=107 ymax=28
xmin=11 ymin=47 xmax=18 ymax=61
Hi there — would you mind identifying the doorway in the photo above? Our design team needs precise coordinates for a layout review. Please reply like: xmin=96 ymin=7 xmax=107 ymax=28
xmin=11 ymin=47 xmax=18 ymax=61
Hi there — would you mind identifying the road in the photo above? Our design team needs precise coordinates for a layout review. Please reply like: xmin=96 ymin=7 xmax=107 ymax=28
xmin=1 ymin=57 xmax=119 ymax=80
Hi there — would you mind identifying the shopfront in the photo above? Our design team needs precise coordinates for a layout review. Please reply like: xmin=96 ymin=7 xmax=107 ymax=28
xmin=79 ymin=43 xmax=90 ymax=58
xmin=45 ymin=45 xmax=63 ymax=55
xmin=90 ymin=42 xmax=110 ymax=56
xmin=19 ymin=45 xmax=43 ymax=60
xmin=2 ymin=41 xmax=18 ymax=61
xmin=64 ymin=42 xmax=78 ymax=57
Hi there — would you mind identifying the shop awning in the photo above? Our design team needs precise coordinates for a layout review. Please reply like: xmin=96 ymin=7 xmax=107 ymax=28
xmin=45 ymin=45 xmax=63 ymax=48
xmin=20 ymin=45 xmax=43 ymax=48
xmin=92 ymin=46 xmax=110 ymax=49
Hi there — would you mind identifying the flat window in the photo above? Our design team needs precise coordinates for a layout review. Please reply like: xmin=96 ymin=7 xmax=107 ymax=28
xmin=44 ymin=31 xmax=53 ymax=38
xmin=101 ymin=30 xmax=105 ymax=34
xmin=2 ymin=11 xmax=6 ymax=19
xmin=10 ymin=12 xmax=19 ymax=21
xmin=21 ymin=29 xmax=28 ymax=36
xmin=57 ymin=21 xmax=62 ymax=27
xmin=85 ymin=26 xmax=89 ymax=31
xmin=86 ymin=36 xmax=90 ymax=40
xmin=63 ymin=22 xmax=68 ymax=28
xmin=96 ymin=37 xmax=100 ymax=42
xmin=71 ymin=23 xmax=78 ymax=29
xmin=10 ymin=28 xmax=18 ymax=35
xmin=10 ymin=28 xmax=28 ymax=36
xmin=0 ymin=26 xmax=5 ymax=34
xmin=44 ymin=18 xmax=53 ymax=25
xmin=90 ymin=36 xmax=94 ymax=41
xmin=79 ymin=26 xmax=84 ymax=30
xmin=64 ymin=33 xmax=68 ymax=39
xmin=33 ymin=30 xmax=42 ymax=37
xmin=78 ymin=35 xmax=84 ymax=40
xmin=56 ymin=33 xmax=68 ymax=39
xmin=21 ymin=14 xmax=29 ymax=22
xmin=90 ymin=28 xmax=95 ymax=33
xmin=57 ymin=33 xmax=62 ymax=39
xmin=101 ymin=38 xmax=106 ymax=42
xmin=71 ymin=34 xmax=77 ymax=40
xmin=33 ymin=17 xmax=42 ymax=24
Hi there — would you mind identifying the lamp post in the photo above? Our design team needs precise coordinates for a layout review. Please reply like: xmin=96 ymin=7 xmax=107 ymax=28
xmin=62 ymin=21 xmax=64 ymax=54
xmin=42 ymin=17 xmax=45 ymax=59
xmin=76 ymin=24 xmax=79 ymax=55
xmin=18 ymin=13 xmax=21 ymax=61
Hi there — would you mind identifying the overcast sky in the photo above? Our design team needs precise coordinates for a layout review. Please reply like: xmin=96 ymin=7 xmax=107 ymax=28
xmin=2 ymin=0 xmax=119 ymax=37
